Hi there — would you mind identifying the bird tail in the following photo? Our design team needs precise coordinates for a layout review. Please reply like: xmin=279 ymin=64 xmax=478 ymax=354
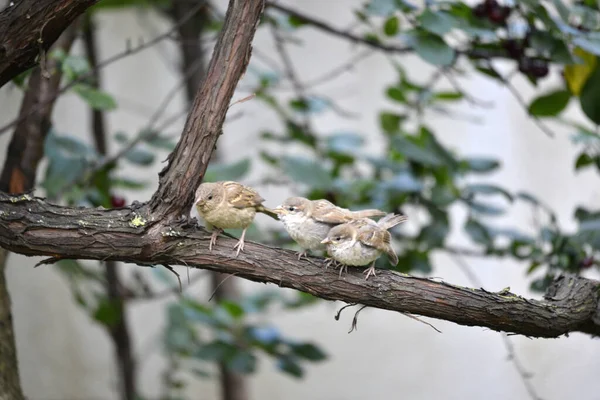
xmin=351 ymin=208 xmax=387 ymax=219
xmin=257 ymin=205 xmax=279 ymax=221
xmin=385 ymin=246 xmax=399 ymax=265
xmin=377 ymin=213 xmax=408 ymax=230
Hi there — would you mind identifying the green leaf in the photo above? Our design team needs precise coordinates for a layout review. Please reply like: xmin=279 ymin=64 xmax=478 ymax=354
xmin=465 ymin=218 xmax=492 ymax=245
xmin=433 ymin=91 xmax=463 ymax=101
xmin=528 ymin=89 xmax=571 ymax=117
xmin=580 ymin=63 xmax=600 ymax=125
xmin=281 ymin=156 xmax=332 ymax=189
xmin=407 ymin=31 xmax=455 ymax=66
xmin=195 ymin=342 xmax=231 ymax=361
xmin=386 ymin=87 xmax=407 ymax=102
xmin=276 ymin=356 xmax=303 ymax=378
xmin=383 ymin=16 xmax=399 ymax=36
xmin=227 ymin=351 xmax=257 ymax=373
xmin=465 ymin=184 xmax=513 ymax=202
xmin=575 ymin=153 xmax=595 ymax=170
xmin=325 ymin=132 xmax=364 ymax=155
xmin=124 ymin=148 xmax=155 ymax=166
xmin=288 ymin=15 xmax=308 ymax=28
xmin=220 ymin=301 xmax=245 ymax=320
xmin=418 ymin=10 xmax=455 ymax=36
xmin=392 ymin=136 xmax=442 ymax=166
xmin=463 ymin=157 xmax=500 ymax=173
xmin=93 ymin=299 xmax=121 ymax=328
xmin=205 ymin=159 xmax=251 ymax=182
xmin=289 ymin=343 xmax=327 ymax=361
xmin=386 ymin=171 xmax=424 ymax=192
xmin=380 ymin=112 xmax=405 ymax=134
xmin=467 ymin=199 xmax=505 ymax=216
xmin=74 ymin=84 xmax=117 ymax=111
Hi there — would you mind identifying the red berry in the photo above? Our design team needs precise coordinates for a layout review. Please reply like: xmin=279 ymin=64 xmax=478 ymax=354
xmin=580 ymin=257 xmax=594 ymax=269
xmin=110 ymin=195 xmax=126 ymax=208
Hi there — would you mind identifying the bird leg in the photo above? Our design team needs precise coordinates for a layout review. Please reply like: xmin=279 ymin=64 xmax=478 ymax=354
xmin=296 ymin=250 xmax=308 ymax=261
xmin=233 ymin=227 xmax=248 ymax=257
xmin=363 ymin=262 xmax=377 ymax=280
xmin=338 ymin=264 xmax=348 ymax=278
xmin=209 ymin=228 xmax=223 ymax=251
xmin=324 ymin=257 xmax=339 ymax=270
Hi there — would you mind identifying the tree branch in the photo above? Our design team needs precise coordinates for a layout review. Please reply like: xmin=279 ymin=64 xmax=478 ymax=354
xmin=0 ymin=0 xmax=98 ymax=87
xmin=148 ymin=0 xmax=265 ymax=221
xmin=1 ymin=194 xmax=599 ymax=339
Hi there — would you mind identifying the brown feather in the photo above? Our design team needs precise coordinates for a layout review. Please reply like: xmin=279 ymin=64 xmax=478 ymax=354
xmin=222 ymin=181 xmax=265 ymax=209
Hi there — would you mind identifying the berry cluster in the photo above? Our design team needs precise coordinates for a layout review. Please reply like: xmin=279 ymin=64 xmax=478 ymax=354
xmin=472 ymin=0 xmax=511 ymax=25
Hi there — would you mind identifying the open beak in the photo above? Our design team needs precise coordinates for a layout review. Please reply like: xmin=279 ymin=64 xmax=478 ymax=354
xmin=321 ymin=238 xmax=332 ymax=245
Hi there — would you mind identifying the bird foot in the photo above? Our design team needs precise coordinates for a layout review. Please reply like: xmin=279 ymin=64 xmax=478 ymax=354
xmin=209 ymin=229 xmax=223 ymax=251
xmin=233 ymin=238 xmax=245 ymax=257
xmin=363 ymin=264 xmax=377 ymax=280
xmin=338 ymin=264 xmax=348 ymax=278
xmin=324 ymin=258 xmax=339 ymax=270
xmin=297 ymin=250 xmax=309 ymax=261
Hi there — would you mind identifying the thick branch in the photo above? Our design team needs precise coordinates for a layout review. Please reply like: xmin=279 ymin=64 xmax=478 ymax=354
xmin=149 ymin=0 xmax=265 ymax=220
xmin=0 ymin=0 xmax=98 ymax=87
xmin=1 ymin=194 xmax=599 ymax=339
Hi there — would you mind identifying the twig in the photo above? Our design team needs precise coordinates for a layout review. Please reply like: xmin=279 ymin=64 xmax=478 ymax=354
xmin=348 ymin=305 xmax=368 ymax=333
xmin=400 ymin=311 xmax=442 ymax=333
xmin=229 ymin=93 xmax=256 ymax=109
xmin=208 ymin=272 xmax=239 ymax=302
xmin=334 ymin=302 xmax=358 ymax=320
xmin=161 ymin=264 xmax=182 ymax=293
xmin=0 ymin=0 xmax=207 ymax=136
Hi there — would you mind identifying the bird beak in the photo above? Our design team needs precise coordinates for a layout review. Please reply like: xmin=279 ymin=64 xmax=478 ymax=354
xmin=195 ymin=198 xmax=205 ymax=207
xmin=273 ymin=205 xmax=287 ymax=215
xmin=321 ymin=238 xmax=332 ymax=245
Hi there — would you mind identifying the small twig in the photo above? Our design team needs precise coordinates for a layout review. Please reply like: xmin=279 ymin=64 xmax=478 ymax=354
xmin=348 ymin=305 xmax=368 ymax=333
xmin=228 ymin=93 xmax=256 ymax=109
xmin=334 ymin=302 xmax=358 ymax=320
xmin=208 ymin=272 xmax=239 ymax=301
xmin=34 ymin=256 xmax=61 ymax=268
xmin=161 ymin=264 xmax=182 ymax=293
xmin=400 ymin=311 xmax=442 ymax=333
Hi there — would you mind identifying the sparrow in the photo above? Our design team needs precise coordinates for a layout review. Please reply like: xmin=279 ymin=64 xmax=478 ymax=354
xmin=321 ymin=213 xmax=407 ymax=280
xmin=273 ymin=196 xmax=387 ymax=260
xmin=194 ymin=181 xmax=275 ymax=256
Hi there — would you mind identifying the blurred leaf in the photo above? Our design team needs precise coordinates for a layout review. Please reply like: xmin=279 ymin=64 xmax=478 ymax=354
xmin=580 ymin=63 xmax=600 ymax=124
xmin=386 ymin=171 xmax=424 ymax=192
xmin=433 ymin=91 xmax=463 ymax=101
xmin=288 ymin=15 xmax=308 ymax=28
xmin=220 ymin=301 xmax=245 ymax=320
xmin=380 ymin=112 xmax=405 ymax=134
xmin=289 ymin=343 xmax=327 ymax=361
xmin=205 ymin=159 xmax=251 ymax=182
xmin=248 ymin=326 xmax=281 ymax=345
xmin=418 ymin=10 xmax=455 ymax=36
xmin=528 ymin=89 xmax=571 ymax=117
xmin=384 ymin=16 xmax=399 ymax=36
xmin=74 ymin=84 xmax=117 ymax=111
xmin=464 ymin=184 xmax=513 ymax=202
xmin=530 ymin=274 xmax=555 ymax=292
xmin=465 ymin=218 xmax=492 ymax=245
xmin=386 ymin=86 xmax=407 ymax=102
xmin=392 ymin=136 xmax=442 ymax=166
xmin=467 ymin=199 xmax=505 ymax=216
xmin=289 ymin=96 xmax=330 ymax=114
xmin=575 ymin=153 xmax=595 ymax=170
xmin=282 ymin=156 xmax=332 ymax=189
xmin=564 ymin=47 xmax=597 ymax=95
xmin=406 ymin=30 xmax=455 ymax=66
xmin=124 ymin=147 xmax=155 ymax=166
xmin=93 ymin=298 xmax=121 ymax=328
xmin=111 ymin=177 xmax=148 ymax=189
xmin=227 ymin=351 xmax=257 ymax=373
xmin=462 ymin=157 xmax=500 ymax=173
xmin=195 ymin=342 xmax=230 ymax=361
xmin=325 ymin=132 xmax=364 ymax=155
xmin=276 ymin=355 xmax=303 ymax=378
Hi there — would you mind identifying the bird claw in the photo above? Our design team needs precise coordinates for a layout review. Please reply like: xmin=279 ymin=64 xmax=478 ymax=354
xmin=363 ymin=264 xmax=377 ymax=280
xmin=297 ymin=250 xmax=308 ymax=261
xmin=324 ymin=258 xmax=338 ymax=270
xmin=233 ymin=239 xmax=245 ymax=257
xmin=338 ymin=264 xmax=348 ymax=278
xmin=209 ymin=229 xmax=222 ymax=251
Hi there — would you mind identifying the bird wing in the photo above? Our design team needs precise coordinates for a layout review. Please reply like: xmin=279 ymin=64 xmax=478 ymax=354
xmin=357 ymin=225 xmax=398 ymax=265
xmin=223 ymin=181 xmax=265 ymax=208
xmin=310 ymin=199 xmax=353 ymax=224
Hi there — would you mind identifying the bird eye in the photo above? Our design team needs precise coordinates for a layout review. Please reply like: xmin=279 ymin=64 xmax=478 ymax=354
xmin=335 ymin=236 xmax=341 ymax=241
xmin=288 ymin=206 xmax=295 ymax=212
xmin=208 ymin=195 xmax=213 ymax=200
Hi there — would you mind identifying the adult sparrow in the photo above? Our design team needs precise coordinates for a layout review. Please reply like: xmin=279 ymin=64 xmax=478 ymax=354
xmin=194 ymin=181 xmax=275 ymax=256
xmin=273 ymin=196 xmax=386 ymax=260
xmin=321 ymin=213 xmax=407 ymax=279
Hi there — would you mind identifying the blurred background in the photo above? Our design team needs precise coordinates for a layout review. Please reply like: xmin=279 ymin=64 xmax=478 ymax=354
xmin=1 ymin=0 xmax=600 ymax=399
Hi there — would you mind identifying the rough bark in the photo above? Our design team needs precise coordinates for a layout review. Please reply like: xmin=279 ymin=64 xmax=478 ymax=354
xmin=0 ymin=23 xmax=79 ymax=400
xmin=0 ymin=249 xmax=24 ymax=400
xmin=0 ymin=0 xmax=98 ymax=88
xmin=0 ymin=193 xmax=599 ymax=339
xmin=82 ymin=17 xmax=137 ymax=400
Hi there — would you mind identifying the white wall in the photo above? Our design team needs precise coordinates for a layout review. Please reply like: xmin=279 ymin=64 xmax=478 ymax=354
xmin=1 ymin=1 xmax=600 ymax=399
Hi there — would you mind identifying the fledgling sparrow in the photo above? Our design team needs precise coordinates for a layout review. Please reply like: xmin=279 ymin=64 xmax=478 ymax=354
xmin=194 ymin=181 xmax=275 ymax=256
xmin=321 ymin=213 xmax=407 ymax=280
xmin=273 ymin=197 xmax=387 ymax=260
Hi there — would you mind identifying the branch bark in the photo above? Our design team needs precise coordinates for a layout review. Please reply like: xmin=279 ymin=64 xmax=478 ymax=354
xmin=0 ymin=193 xmax=599 ymax=339
xmin=0 ymin=0 xmax=98 ymax=88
